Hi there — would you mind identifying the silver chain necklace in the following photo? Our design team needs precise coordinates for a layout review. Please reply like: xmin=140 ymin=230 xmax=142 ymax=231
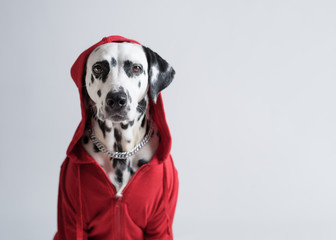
xmin=88 ymin=123 xmax=154 ymax=159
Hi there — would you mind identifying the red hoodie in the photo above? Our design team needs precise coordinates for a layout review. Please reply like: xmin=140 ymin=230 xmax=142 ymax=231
xmin=54 ymin=36 xmax=179 ymax=240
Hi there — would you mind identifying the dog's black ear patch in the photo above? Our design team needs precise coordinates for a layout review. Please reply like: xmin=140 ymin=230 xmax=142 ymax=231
xmin=142 ymin=46 xmax=175 ymax=103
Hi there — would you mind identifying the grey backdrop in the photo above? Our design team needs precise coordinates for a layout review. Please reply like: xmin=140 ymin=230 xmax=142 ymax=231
xmin=1 ymin=0 xmax=335 ymax=239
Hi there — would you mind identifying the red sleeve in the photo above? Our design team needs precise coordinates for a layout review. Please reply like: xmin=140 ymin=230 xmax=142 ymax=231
xmin=54 ymin=159 xmax=88 ymax=240
xmin=144 ymin=158 xmax=179 ymax=240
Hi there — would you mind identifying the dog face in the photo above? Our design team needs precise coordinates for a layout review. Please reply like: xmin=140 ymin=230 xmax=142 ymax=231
xmin=83 ymin=42 xmax=175 ymax=123
xmin=84 ymin=42 xmax=148 ymax=122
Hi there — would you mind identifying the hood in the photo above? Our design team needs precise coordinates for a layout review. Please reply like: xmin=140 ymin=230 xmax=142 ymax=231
xmin=66 ymin=35 xmax=172 ymax=164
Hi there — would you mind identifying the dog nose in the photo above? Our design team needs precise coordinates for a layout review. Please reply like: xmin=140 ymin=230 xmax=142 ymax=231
xmin=105 ymin=91 xmax=127 ymax=110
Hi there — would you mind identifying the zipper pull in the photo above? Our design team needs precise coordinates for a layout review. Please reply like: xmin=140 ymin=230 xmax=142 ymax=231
xmin=115 ymin=195 xmax=122 ymax=203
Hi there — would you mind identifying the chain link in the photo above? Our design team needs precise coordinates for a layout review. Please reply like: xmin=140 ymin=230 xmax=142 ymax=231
xmin=88 ymin=124 xmax=154 ymax=159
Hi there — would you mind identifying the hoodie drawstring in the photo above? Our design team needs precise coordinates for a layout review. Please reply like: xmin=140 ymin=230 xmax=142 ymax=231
xmin=77 ymin=166 xmax=84 ymax=240
xmin=163 ymin=162 xmax=171 ymax=236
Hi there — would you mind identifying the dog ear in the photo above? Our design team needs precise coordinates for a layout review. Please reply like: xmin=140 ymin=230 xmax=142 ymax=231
xmin=143 ymin=46 xmax=175 ymax=103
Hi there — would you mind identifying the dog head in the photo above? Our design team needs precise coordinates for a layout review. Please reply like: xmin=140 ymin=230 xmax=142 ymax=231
xmin=83 ymin=42 xmax=175 ymax=123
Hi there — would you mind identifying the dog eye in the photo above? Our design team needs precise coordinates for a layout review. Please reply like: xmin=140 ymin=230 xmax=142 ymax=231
xmin=93 ymin=65 xmax=104 ymax=74
xmin=132 ymin=65 xmax=142 ymax=73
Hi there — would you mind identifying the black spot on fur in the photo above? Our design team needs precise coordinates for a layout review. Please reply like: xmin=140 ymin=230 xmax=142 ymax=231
xmin=141 ymin=115 xmax=146 ymax=128
xmin=106 ymin=126 xmax=112 ymax=132
xmin=114 ymin=128 xmax=122 ymax=142
xmin=98 ymin=120 xmax=106 ymax=138
xmin=91 ymin=74 xmax=94 ymax=84
xmin=93 ymin=144 xmax=100 ymax=152
xmin=127 ymin=162 xmax=135 ymax=176
xmin=83 ymin=135 xmax=89 ymax=144
xmin=111 ymin=57 xmax=117 ymax=67
xmin=113 ymin=157 xmax=127 ymax=185
xmin=127 ymin=160 xmax=130 ymax=169
xmin=113 ymin=158 xmax=118 ymax=168
xmin=127 ymin=161 xmax=131 ymax=171
xmin=117 ymin=143 xmax=122 ymax=152
xmin=97 ymin=89 xmax=101 ymax=97
xmin=126 ymin=90 xmax=132 ymax=103
xmin=136 ymin=98 xmax=147 ymax=114
xmin=138 ymin=81 xmax=141 ymax=88
xmin=113 ymin=142 xmax=123 ymax=152
xmin=113 ymin=158 xmax=127 ymax=169
xmin=121 ymin=123 xmax=128 ymax=129
xmin=115 ymin=169 xmax=123 ymax=184
xmin=92 ymin=60 xmax=110 ymax=83
xmin=138 ymin=114 xmax=142 ymax=122
xmin=145 ymin=120 xmax=150 ymax=135
xmin=129 ymin=120 xmax=134 ymax=126
xmin=137 ymin=159 xmax=148 ymax=168
xmin=123 ymin=60 xmax=143 ymax=78
xmin=123 ymin=60 xmax=133 ymax=78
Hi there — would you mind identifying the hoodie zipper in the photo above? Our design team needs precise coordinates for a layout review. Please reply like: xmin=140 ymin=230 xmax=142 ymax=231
xmin=114 ymin=163 xmax=150 ymax=239
xmin=92 ymin=158 xmax=152 ymax=239
xmin=114 ymin=164 xmax=151 ymax=240
xmin=115 ymin=196 xmax=122 ymax=240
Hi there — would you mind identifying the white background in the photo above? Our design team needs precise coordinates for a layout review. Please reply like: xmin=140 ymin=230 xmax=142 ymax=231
xmin=1 ymin=0 xmax=335 ymax=239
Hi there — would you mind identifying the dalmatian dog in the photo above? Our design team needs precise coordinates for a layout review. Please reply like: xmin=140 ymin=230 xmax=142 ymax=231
xmin=81 ymin=42 xmax=174 ymax=196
